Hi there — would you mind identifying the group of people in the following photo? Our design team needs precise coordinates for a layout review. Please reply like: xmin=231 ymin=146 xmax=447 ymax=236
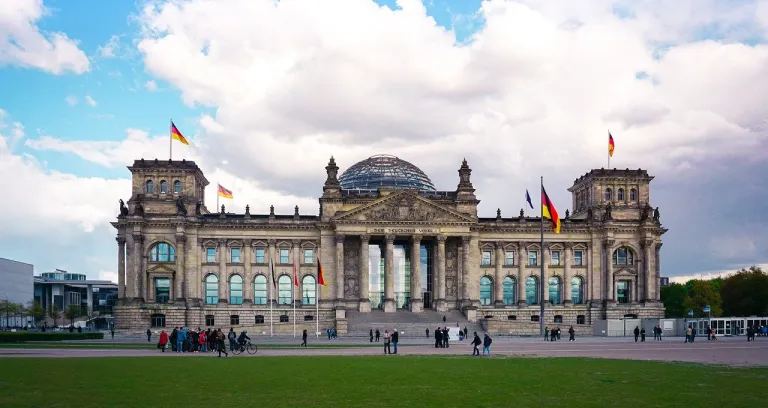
xmin=470 ymin=332 xmax=493 ymax=356
xmin=150 ymin=327 xmax=252 ymax=357
xmin=545 ymin=326 xmax=576 ymax=341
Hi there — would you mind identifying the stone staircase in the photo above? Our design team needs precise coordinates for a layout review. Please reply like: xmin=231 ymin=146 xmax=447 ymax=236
xmin=346 ymin=309 xmax=484 ymax=337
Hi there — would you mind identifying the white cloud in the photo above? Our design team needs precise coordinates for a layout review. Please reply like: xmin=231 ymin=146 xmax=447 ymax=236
xmin=144 ymin=80 xmax=158 ymax=92
xmin=65 ymin=95 xmax=77 ymax=106
xmin=85 ymin=95 xmax=97 ymax=106
xmin=0 ymin=0 xmax=89 ymax=74
xmin=97 ymin=35 xmax=120 ymax=58
xmin=670 ymin=263 xmax=768 ymax=284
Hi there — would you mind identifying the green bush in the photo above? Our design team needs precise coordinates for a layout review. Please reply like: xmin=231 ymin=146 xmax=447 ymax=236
xmin=0 ymin=332 xmax=104 ymax=343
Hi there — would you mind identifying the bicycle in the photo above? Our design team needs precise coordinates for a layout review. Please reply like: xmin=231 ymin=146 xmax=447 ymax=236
xmin=232 ymin=340 xmax=258 ymax=355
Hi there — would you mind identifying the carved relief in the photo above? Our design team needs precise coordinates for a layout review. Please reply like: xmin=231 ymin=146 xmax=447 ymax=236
xmin=444 ymin=240 xmax=458 ymax=300
xmin=344 ymin=240 xmax=361 ymax=278
xmin=345 ymin=277 xmax=359 ymax=299
xmin=343 ymin=193 xmax=467 ymax=222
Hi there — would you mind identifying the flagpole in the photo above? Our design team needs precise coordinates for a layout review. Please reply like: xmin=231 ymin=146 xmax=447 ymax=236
xmin=293 ymin=262 xmax=297 ymax=338
xmin=216 ymin=183 xmax=220 ymax=212
xmin=269 ymin=256 xmax=274 ymax=337
xmin=539 ymin=176 xmax=545 ymax=337
xmin=169 ymin=119 xmax=173 ymax=161
xmin=315 ymin=277 xmax=319 ymax=338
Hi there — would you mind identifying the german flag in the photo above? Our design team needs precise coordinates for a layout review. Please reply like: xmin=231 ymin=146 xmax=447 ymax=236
xmin=541 ymin=186 xmax=561 ymax=234
xmin=608 ymin=131 xmax=615 ymax=157
xmin=317 ymin=259 xmax=326 ymax=286
xmin=217 ymin=184 xmax=233 ymax=199
xmin=170 ymin=121 xmax=189 ymax=145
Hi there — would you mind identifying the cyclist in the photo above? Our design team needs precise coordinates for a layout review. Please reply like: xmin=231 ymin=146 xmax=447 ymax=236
xmin=237 ymin=329 xmax=251 ymax=352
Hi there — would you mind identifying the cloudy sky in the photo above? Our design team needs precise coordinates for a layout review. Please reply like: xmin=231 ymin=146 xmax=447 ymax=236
xmin=0 ymin=0 xmax=767 ymax=284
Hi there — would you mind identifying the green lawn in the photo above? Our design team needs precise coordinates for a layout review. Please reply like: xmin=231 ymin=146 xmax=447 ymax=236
xmin=0 ymin=357 xmax=765 ymax=408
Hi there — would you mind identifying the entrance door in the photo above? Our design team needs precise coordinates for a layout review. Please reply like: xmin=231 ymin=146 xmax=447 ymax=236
xmin=423 ymin=291 xmax=432 ymax=309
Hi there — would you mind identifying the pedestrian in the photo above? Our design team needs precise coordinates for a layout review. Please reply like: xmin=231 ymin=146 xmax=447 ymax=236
xmin=426 ymin=328 xmax=429 ymax=338
xmin=568 ymin=326 xmax=575 ymax=341
xmin=634 ymin=326 xmax=640 ymax=342
xmin=216 ymin=329 xmax=228 ymax=357
xmin=110 ymin=327 xmax=115 ymax=340
xmin=384 ymin=329 xmax=391 ymax=354
xmin=640 ymin=327 xmax=646 ymax=342
xmin=146 ymin=328 xmax=152 ymax=342
xmin=482 ymin=333 xmax=492 ymax=357
xmin=392 ymin=329 xmax=399 ymax=354
xmin=375 ymin=328 xmax=380 ymax=342
xmin=471 ymin=332 xmax=481 ymax=356
xmin=302 ymin=329 xmax=308 ymax=347
xmin=158 ymin=330 xmax=168 ymax=352
xmin=434 ymin=327 xmax=441 ymax=348
xmin=370 ymin=329 xmax=374 ymax=342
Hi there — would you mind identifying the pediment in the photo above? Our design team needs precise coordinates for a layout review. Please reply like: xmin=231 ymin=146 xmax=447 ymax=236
xmin=333 ymin=191 xmax=474 ymax=223
xmin=148 ymin=264 xmax=175 ymax=274
xmin=614 ymin=268 xmax=636 ymax=277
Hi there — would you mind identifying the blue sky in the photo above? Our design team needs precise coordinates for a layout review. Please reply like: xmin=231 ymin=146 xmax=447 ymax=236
xmin=0 ymin=0 xmax=767 ymax=283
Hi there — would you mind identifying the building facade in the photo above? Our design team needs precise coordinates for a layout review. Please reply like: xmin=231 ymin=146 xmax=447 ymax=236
xmin=0 ymin=257 xmax=34 ymax=306
xmin=34 ymin=270 xmax=118 ymax=318
xmin=113 ymin=155 xmax=666 ymax=334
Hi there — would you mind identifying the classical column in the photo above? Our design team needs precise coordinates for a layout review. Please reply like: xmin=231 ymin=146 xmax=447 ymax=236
xmin=125 ymin=234 xmax=135 ymax=299
xmin=359 ymin=235 xmax=371 ymax=312
xmin=494 ymin=241 xmax=504 ymax=306
xmin=335 ymin=235 xmax=345 ymax=302
xmin=563 ymin=242 xmax=573 ymax=305
xmin=383 ymin=234 xmax=396 ymax=313
xmin=292 ymin=239 xmax=301 ymax=306
xmin=436 ymin=235 xmax=447 ymax=311
xmin=517 ymin=243 xmax=526 ymax=305
xmin=410 ymin=235 xmax=423 ymax=312
xmin=461 ymin=236 xmax=471 ymax=306
xmin=654 ymin=243 xmax=662 ymax=301
xmin=218 ymin=239 xmax=227 ymax=303
xmin=243 ymin=239 xmax=252 ymax=303
xmin=642 ymin=239 xmax=653 ymax=302
xmin=604 ymin=239 xmax=616 ymax=304
xmin=175 ymin=233 xmax=186 ymax=301
xmin=267 ymin=239 xmax=276 ymax=305
xmin=132 ymin=232 xmax=144 ymax=301
xmin=116 ymin=237 xmax=126 ymax=299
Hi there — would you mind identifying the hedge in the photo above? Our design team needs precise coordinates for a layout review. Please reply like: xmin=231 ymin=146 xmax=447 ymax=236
xmin=0 ymin=332 xmax=104 ymax=342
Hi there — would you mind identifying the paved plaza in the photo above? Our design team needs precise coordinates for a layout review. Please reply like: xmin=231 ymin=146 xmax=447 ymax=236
xmin=1 ymin=336 xmax=766 ymax=366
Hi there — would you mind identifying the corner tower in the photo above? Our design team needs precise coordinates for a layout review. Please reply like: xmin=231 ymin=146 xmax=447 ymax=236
xmin=568 ymin=168 xmax=654 ymax=221
xmin=126 ymin=159 xmax=210 ymax=215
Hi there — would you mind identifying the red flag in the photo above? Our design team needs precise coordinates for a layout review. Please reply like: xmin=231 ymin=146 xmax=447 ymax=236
xmin=317 ymin=259 xmax=326 ymax=286
xmin=293 ymin=262 xmax=299 ymax=287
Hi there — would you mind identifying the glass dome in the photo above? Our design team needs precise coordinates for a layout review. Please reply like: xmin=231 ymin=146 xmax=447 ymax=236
xmin=339 ymin=154 xmax=436 ymax=191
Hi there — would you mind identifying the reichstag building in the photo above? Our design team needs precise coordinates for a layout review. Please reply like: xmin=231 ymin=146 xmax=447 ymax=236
xmin=113 ymin=154 xmax=666 ymax=334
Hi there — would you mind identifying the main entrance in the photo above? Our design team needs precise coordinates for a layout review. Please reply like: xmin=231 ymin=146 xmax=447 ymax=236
xmin=367 ymin=239 xmax=434 ymax=310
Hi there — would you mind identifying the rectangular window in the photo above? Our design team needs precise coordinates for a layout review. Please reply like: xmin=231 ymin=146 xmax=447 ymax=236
xmin=230 ymin=248 xmax=241 ymax=263
xmin=528 ymin=250 xmax=538 ymax=266
xmin=255 ymin=248 xmax=265 ymax=264
xmin=230 ymin=315 xmax=239 ymax=325
xmin=617 ymin=280 xmax=630 ymax=304
xmin=504 ymin=251 xmax=515 ymax=265
xmin=255 ymin=315 xmax=265 ymax=324
xmin=205 ymin=315 xmax=215 ymax=326
xmin=150 ymin=314 xmax=165 ymax=328
xmin=481 ymin=250 xmax=492 ymax=266
xmin=206 ymin=248 xmax=215 ymax=263
xmin=303 ymin=249 xmax=314 ymax=264
xmin=573 ymin=250 xmax=583 ymax=266
xmin=551 ymin=251 xmax=561 ymax=266
xmin=154 ymin=278 xmax=170 ymax=304
xmin=279 ymin=248 xmax=289 ymax=264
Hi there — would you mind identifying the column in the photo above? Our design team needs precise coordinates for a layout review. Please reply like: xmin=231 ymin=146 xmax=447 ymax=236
xmin=494 ymin=241 xmax=504 ymax=306
xmin=436 ymin=235 xmax=447 ymax=311
xmin=517 ymin=243 xmax=526 ymax=305
xmin=383 ymin=234 xmax=395 ymax=313
xmin=132 ymin=232 xmax=144 ymax=300
xmin=654 ymin=243 xmax=662 ymax=301
xmin=335 ymin=235 xmax=345 ymax=302
xmin=643 ymin=239 xmax=653 ymax=302
xmin=116 ymin=237 xmax=126 ymax=299
xmin=410 ymin=235 xmax=422 ymax=312
xmin=218 ymin=239 xmax=227 ymax=303
xmin=175 ymin=234 xmax=186 ymax=301
xmin=125 ymin=235 xmax=135 ymax=299
xmin=243 ymin=239 xmax=253 ymax=303
xmin=563 ymin=242 xmax=573 ymax=305
xmin=605 ymin=239 xmax=615 ymax=303
xmin=268 ymin=239 xmax=276 ymax=305
xmin=292 ymin=239 xmax=301 ymax=305
xmin=542 ymin=245 xmax=549 ymax=303
xmin=461 ymin=236 xmax=471 ymax=306
xmin=359 ymin=235 xmax=371 ymax=312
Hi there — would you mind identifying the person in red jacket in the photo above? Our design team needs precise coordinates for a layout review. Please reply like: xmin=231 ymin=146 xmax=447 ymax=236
xmin=159 ymin=330 xmax=169 ymax=352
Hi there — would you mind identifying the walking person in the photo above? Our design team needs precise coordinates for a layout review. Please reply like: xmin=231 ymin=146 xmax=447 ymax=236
xmin=482 ymin=333 xmax=492 ymax=357
xmin=370 ymin=329 xmax=374 ymax=342
xmin=216 ymin=329 xmax=228 ymax=357
xmin=110 ymin=327 xmax=115 ymax=340
xmin=640 ymin=327 xmax=646 ymax=342
xmin=434 ymin=327 xmax=441 ymax=348
xmin=392 ymin=329 xmax=399 ymax=354
xmin=146 ymin=328 xmax=152 ymax=342
xmin=568 ymin=326 xmax=575 ymax=341
xmin=685 ymin=326 xmax=692 ymax=343
xmin=383 ymin=329 xmax=391 ymax=354
xmin=375 ymin=329 xmax=380 ymax=342
xmin=634 ymin=326 xmax=640 ymax=342
xmin=158 ymin=330 xmax=168 ymax=352
xmin=471 ymin=332 xmax=481 ymax=356
xmin=302 ymin=329 xmax=308 ymax=347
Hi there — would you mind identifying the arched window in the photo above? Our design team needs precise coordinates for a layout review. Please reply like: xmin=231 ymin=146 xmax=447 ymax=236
xmin=612 ymin=247 xmax=634 ymax=265
xmin=525 ymin=276 xmax=538 ymax=304
xmin=253 ymin=275 xmax=267 ymax=305
xmin=229 ymin=275 xmax=243 ymax=304
xmin=146 ymin=180 xmax=154 ymax=194
xmin=205 ymin=274 xmax=218 ymax=304
xmin=617 ymin=188 xmax=625 ymax=201
xmin=548 ymin=276 xmax=562 ymax=305
xmin=173 ymin=180 xmax=182 ymax=194
xmin=278 ymin=275 xmax=292 ymax=305
xmin=302 ymin=275 xmax=316 ymax=305
xmin=502 ymin=276 xmax=516 ymax=305
xmin=160 ymin=180 xmax=168 ymax=193
xmin=149 ymin=242 xmax=175 ymax=263
xmin=629 ymin=188 xmax=637 ymax=201
xmin=604 ymin=188 xmax=612 ymax=201
xmin=479 ymin=276 xmax=493 ymax=306
xmin=571 ymin=276 xmax=584 ymax=304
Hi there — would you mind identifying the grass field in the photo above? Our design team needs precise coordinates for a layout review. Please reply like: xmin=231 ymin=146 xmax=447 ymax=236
xmin=0 ymin=357 xmax=765 ymax=408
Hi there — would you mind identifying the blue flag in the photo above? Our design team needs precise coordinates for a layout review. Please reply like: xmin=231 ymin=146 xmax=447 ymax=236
xmin=525 ymin=190 xmax=534 ymax=209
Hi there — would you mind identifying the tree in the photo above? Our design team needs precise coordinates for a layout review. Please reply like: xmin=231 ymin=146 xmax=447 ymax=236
xmin=48 ymin=305 xmax=62 ymax=327
xmin=27 ymin=300 xmax=46 ymax=327
xmin=65 ymin=304 xmax=81 ymax=326
xmin=720 ymin=266 xmax=768 ymax=316
xmin=683 ymin=280 xmax=722 ymax=317
xmin=0 ymin=299 xmax=9 ymax=326
xmin=661 ymin=283 xmax=687 ymax=318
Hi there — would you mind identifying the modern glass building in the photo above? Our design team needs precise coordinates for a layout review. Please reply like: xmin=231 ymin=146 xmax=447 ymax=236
xmin=34 ymin=269 xmax=118 ymax=324
xmin=0 ymin=258 xmax=34 ymax=327
xmin=339 ymin=154 xmax=436 ymax=191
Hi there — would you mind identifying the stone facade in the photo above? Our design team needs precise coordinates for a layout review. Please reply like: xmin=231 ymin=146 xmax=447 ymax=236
xmin=113 ymin=157 xmax=666 ymax=335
